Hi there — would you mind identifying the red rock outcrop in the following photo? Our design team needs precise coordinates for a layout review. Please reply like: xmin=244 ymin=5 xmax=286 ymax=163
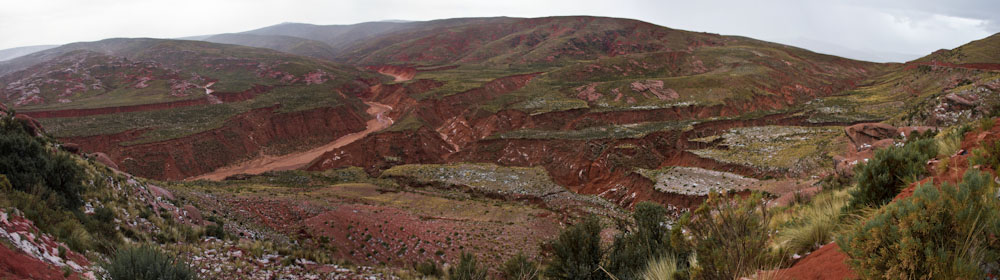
xmin=844 ymin=123 xmax=898 ymax=151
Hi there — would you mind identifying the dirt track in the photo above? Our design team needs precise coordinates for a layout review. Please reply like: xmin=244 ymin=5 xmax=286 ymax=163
xmin=187 ymin=102 xmax=393 ymax=181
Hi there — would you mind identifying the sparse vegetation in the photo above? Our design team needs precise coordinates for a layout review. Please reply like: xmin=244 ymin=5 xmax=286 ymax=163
xmin=104 ymin=245 xmax=196 ymax=280
xmin=770 ymin=188 xmax=851 ymax=255
xmin=641 ymin=255 xmax=678 ymax=280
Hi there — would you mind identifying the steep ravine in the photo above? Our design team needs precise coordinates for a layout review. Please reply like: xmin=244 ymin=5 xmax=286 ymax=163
xmin=188 ymin=102 xmax=394 ymax=181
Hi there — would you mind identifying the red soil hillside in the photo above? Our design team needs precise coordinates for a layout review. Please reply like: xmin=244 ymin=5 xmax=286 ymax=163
xmin=337 ymin=16 xmax=868 ymax=67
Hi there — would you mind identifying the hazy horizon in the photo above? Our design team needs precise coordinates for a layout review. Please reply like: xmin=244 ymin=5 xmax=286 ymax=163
xmin=1 ymin=0 xmax=997 ymax=63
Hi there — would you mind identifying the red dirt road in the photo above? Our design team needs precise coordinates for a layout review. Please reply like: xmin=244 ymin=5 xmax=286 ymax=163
xmin=187 ymin=102 xmax=393 ymax=181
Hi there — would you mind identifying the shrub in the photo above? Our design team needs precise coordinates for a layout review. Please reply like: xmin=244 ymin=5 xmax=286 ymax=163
xmin=502 ymin=254 xmax=539 ymax=280
xmin=0 ymin=131 xmax=85 ymax=209
xmin=970 ymin=139 xmax=1000 ymax=170
xmin=415 ymin=259 xmax=444 ymax=278
xmin=838 ymin=170 xmax=1000 ymax=279
xmin=848 ymin=138 xmax=936 ymax=209
xmin=447 ymin=252 xmax=488 ymax=280
xmin=544 ymin=216 xmax=607 ymax=280
xmin=104 ymin=245 xmax=196 ymax=280
xmin=978 ymin=117 xmax=996 ymax=132
xmin=203 ymin=216 xmax=225 ymax=239
xmin=606 ymin=202 xmax=678 ymax=280
xmin=641 ymin=255 xmax=678 ymax=280
xmin=682 ymin=192 xmax=772 ymax=280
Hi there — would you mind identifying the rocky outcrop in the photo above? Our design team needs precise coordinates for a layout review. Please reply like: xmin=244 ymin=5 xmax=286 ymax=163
xmin=65 ymin=105 xmax=368 ymax=180
xmin=629 ymin=80 xmax=678 ymax=100
xmin=844 ymin=123 xmax=898 ymax=151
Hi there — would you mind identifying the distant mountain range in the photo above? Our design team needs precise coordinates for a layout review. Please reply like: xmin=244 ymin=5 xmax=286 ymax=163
xmin=0 ymin=44 xmax=57 ymax=62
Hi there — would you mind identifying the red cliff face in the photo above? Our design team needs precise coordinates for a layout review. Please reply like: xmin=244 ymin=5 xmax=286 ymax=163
xmin=65 ymin=105 xmax=368 ymax=180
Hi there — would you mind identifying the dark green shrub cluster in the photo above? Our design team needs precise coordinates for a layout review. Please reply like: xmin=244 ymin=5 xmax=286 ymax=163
xmin=543 ymin=216 xmax=606 ymax=280
xmin=838 ymin=170 xmax=1000 ymax=279
xmin=203 ymin=216 xmax=226 ymax=239
xmin=0 ymin=116 xmax=118 ymax=252
xmin=970 ymin=138 xmax=1000 ymax=170
xmin=606 ymin=202 xmax=681 ymax=280
xmin=104 ymin=245 xmax=196 ymax=280
xmin=543 ymin=194 xmax=774 ymax=280
xmin=681 ymin=192 xmax=772 ymax=280
xmin=414 ymin=259 xmax=444 ymax=278
xmin=0 ymin=128 xmax=85 ymax=209
xmin=502 ymin=254 xmax=539 ymax=280
xmin=448 ymin=252 xmax=488 ymax=280
xmin=848 ymin=137 xmax=937 ymax=209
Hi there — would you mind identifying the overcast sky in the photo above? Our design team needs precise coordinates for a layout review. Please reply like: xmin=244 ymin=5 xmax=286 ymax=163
xmin=0 ymin=0 xmax=997 ymax=62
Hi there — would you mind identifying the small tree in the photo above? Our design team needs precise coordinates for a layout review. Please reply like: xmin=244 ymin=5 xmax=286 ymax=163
xmin=104 ymin=245 xmax=196 ymax=280
xmin=606 ymin=202 xmax=677 ymax=280
xmin=544 ymin=216 xmax=607 ymax=280
xmin=683 ymin=192 xmax=772 ymax=280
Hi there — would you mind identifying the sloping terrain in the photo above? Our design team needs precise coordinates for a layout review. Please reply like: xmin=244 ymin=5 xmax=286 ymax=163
xmin=0 ymin=38 xmax=387 ymax=180
xmin=0 ymin=45 xmax=57 ymax=62
xmin=201 ymin=33 xmax=340 ymax=61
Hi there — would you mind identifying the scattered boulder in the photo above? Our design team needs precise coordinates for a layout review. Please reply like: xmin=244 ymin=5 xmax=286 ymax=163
xmin=13 ymin=114 xmax=45 ymax=137
xmin=945 ymin=93 xmax=976 ymax=107
xmin=182 ymin=205 xmax=203 ymax=225
xmin=146 ymin=183 xmax=175 ymax=201
xmin=844 ymin=123 xmax=897 ymax=151
xmin=871 ymin=138 xmax=895 ymax=150
xmin=833 ymin=150 xmax=872 ymax=178
xmin=91 ymin=152 xmax=119 ymax=170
